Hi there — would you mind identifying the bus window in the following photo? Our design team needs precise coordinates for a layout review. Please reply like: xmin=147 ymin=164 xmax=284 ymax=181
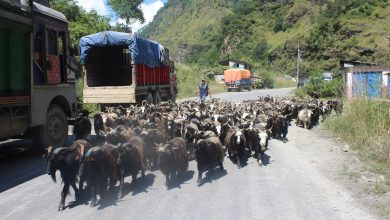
xmin=46 ymin=28 xmax=61 ymax=84
xmin=58 ymin=31 xmax=66 ymax=82
xmin=33 ymin=24 xmax=44 ymax=85
xmin=47 ymin=29 xmax=57 ymax=55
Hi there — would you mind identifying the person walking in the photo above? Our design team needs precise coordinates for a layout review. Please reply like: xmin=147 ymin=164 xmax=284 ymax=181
xmin=198 ymin=79 xmax=211 ymax=103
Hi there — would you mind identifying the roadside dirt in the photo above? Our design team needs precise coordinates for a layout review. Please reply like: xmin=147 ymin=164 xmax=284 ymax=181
xmin=291 ymin=123 xmax=390 ymax=219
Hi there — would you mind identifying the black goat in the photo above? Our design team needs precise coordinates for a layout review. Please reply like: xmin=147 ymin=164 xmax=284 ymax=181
xmin=195 ymin=137 xmax=225 ymax=186
xmin=73 ymin=110 xmax=91 ymax=139
xmin=156 ymin=137 xmax=188 ymax=188
xmin=82 ymin=144 xmax=119 ymax=207
xmin=46 ymin=140 xmax=92 ymax=211
xmin=117 ymin=137 xmax=147 ymax=199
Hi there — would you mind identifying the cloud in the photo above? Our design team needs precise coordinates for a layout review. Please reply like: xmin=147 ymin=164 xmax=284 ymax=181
xmin=113 ymin=0 xmax=165 ymax=33
xmin=75 ymin=0 xmax=110 ymax=15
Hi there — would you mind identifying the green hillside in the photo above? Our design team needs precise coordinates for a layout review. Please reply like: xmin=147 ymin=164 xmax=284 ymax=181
xmin=141 ymin=0 xmax=390 ymax=79
xmin=141 ymin=0 xmax=234 ymax=62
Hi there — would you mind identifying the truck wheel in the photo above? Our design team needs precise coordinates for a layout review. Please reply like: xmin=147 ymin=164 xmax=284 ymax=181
xmin=146 ymin=92 xmax=154 ymax=104
xmin=154 ymin=91 xmax=161 ymax=105
xmin=32 ymin=104 xmax=68 ymax=148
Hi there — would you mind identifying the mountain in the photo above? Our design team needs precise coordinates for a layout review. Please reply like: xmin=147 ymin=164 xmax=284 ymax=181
xmin=141 ymin=0 xmax=236 ymax=62
xmin=141 ymin=0 xmax=390 ymax=78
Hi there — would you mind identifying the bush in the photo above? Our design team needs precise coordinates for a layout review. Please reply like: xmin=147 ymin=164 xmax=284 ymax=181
xmin=319 ymin=78 xmax=343 ymax=97
xmin=76 ymin=77 xmax=100 ymax=114
xmin=301 ymin=74 xmax=343 ymax=98
xmin=324 ymin=99 xmax=390 ymax=191
xmin=262 ymin=76 xmax=275 ymax=89
xmin=176 ymin=64 xmax=226 ymax=99
xmin=294 ymin=87 xmax=306 ymax=98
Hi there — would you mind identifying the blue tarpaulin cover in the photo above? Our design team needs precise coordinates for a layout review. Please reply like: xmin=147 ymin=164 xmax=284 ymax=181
xmin=79 ymin=31 xmax=165 ymax=68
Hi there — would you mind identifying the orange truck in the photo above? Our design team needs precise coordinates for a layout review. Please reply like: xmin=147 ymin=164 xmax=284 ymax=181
xmin=224 ymin=69 xmax=252 ymax=92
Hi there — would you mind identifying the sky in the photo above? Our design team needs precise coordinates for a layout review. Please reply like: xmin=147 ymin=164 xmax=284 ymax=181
xmin=75 ymin=0 xmax=168 ymax=33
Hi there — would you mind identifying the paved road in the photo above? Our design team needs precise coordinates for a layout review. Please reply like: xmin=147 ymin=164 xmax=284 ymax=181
xmin=0 ymin=88 xmax=376 ymax=220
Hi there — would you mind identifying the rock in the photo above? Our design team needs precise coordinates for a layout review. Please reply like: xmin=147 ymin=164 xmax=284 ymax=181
xmin=343 ymin=144 xmax=350 ymax=152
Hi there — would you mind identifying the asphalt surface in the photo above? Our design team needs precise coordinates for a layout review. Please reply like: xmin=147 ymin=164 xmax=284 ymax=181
xmin=0 ymin=88 xmax=377 ymax=220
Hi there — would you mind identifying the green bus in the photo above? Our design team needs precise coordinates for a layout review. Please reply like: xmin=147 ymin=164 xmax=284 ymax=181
xmin=0 ymin=0 xmax=77 ymax=148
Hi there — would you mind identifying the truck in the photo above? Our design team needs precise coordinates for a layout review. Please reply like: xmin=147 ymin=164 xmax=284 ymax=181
xmin=0 ymin=0 xmax=77 ymax=148
xmin=224 ymin=69 xmax=252 ymax=92
xmin=79 ymin=31 xmax=177 ymax=106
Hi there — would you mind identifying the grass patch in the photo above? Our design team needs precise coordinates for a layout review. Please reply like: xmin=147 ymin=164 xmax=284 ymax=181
xmin=77 ymin=77 xmax=100 ymax=114
xmin=176 ymin=64 xmax=226 ymax=99
xmin=273 ymin=76 xmax=296 ymax=88
xmin=324 ymin=99 xmax=390 ymax=193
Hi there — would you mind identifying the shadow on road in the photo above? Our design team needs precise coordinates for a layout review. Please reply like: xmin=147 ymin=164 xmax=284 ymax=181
xmin=262 ymin=153 xmax=271 ymax=166
xmin=228 ymin=154 xmax=250 ymax=168
xmin=199 ymin=168 xmax=228 ymax=186
xmin=92 ymin=173 xmax=156 ymax=210
xmin=0 ymin=135 xmax=76 ymax=193
xmin=167 ymin=170 xmax=195 ymax=190
xmin=0 ymin=140 xmax=46 ymax=193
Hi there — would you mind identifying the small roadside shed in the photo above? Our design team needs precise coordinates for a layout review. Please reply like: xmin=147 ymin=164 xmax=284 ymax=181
xmin=344 ymin=65 xmax=389 ymax=99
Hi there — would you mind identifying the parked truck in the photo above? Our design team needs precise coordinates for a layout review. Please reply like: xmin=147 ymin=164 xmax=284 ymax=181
xmin=224 ymin=69 xmax=252 ymax=92
xmin=0 ymin=0 xmax=77 ymax=148
xmin=80 ymin=31 xmax=177 ymax=107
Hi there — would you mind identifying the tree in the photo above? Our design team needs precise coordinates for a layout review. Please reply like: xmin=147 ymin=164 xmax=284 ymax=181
xmin=107 ymin=0 xmax=145 ymax=25
xmin=49 ymin=0 xmax=82 ymax=21
xmin=50 ymin=0 xmax=112 ymax=44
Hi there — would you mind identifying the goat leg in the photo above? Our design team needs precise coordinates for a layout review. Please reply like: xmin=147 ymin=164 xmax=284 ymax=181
xmin=71 ymin=183 xmax=80 ymax=201
xmin=131 ymin=172 xmax=137 ymax=186
xmin=58 ymin=183 xmax=70 ymax=211
xmin=258 ymin=152 xmax=263 ymax=167
xmin=165 ymin=174 xmax=170 ymax=188
xmin=219 ymin=161 xmax=225 ymax=171
xmin=197 ymin=169 xmax=203 ymax=186
xmin=118 ymin=170 xmax=124 ymax=199
xmin=236 ymin=155 xmax=241 ymax=168
xmin=90 ymin=186 xmax=97 ymax=207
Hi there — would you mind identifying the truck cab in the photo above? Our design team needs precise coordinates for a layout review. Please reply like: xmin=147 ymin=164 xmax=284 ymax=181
xmin=0 ymin=0 xmax=77 ymax=148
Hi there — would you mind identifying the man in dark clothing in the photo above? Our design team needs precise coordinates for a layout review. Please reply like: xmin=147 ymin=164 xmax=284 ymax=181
xmin=198 ymin=79 xmax=210 ymax=103
xmin=33 ymin=52 xmax=44 ymax=85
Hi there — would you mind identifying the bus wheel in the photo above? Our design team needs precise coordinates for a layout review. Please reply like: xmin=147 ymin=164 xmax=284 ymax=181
xmin=146 ymin=92 xmax=154 ymax=104
xmin=154 ymin=91 xmax=161 ymax=105
xmin=32 ymin=104 xmax=68 ymax=148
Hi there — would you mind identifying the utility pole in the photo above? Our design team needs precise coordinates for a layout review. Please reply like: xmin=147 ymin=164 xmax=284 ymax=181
xmin=296 ymin=44 xmax=300 ymax=88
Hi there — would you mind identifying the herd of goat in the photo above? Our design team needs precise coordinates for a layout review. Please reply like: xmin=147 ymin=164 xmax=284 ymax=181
xmin=46 ymin=96 xmax=343 ymax=211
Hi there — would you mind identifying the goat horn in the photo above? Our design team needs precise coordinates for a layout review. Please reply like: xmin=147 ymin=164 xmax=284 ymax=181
xmin=47 ymin=146 xmax=53 ymax=154
xmin=79 ymin=144 xmax=85 ymax=156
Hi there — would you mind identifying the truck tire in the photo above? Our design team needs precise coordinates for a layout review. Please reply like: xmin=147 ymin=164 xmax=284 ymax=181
xmin=146 ymin=92 xmax=154 ymax=104
xmin=154 ymin=91 xmax=161 ymax=105
xmin=32 ymin=104 xmax=68 ymax=148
